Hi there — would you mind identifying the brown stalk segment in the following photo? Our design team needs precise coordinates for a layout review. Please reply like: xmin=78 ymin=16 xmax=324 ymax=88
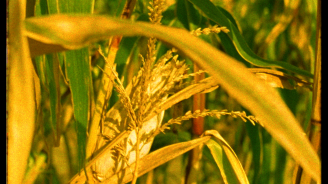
xmin=192 ymin=63 xmax=205 ymax=136
xmin=186 ymin=63 xmax=206 ymax=183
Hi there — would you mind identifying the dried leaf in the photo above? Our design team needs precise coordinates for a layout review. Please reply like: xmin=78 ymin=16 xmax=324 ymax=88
xmin=248 ymin=68 xmax=312 ymax=90
xmin=254 ymin=72 xmax=295 ymax=89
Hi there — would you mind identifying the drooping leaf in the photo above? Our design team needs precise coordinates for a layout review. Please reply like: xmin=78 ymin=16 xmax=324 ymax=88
xmin=216 ymin=33 xmax=249 ymax=65
xmin=209 ymin=6 xmax=249 ymax=65
xmin=204 ymin=130 xmax=249 ymax=184
xmin=24 ymin=15 xmax=321 ymax=182
xmin=187 ymin=0 xmax=313 ymax=78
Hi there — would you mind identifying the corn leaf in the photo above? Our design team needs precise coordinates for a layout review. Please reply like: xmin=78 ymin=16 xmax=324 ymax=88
xmin=253 ymin=72 xmax=295 ymax=90
xmin=64 ymin=49 xmax=91 ymax=168
xmin=245 ymin=120 xmax=262 ymax=184
xmin=24 ymin=15 xmax=320 ymax=182
xmin=43 ymin=0 xmax=94 ymax=170
xmin=249 ymin=68 xmax=312 ymax=90
xmin=105 ymin=136 xmax=211 ymax=183
xmin=188 ymin=0 xmax=313 ymax=78
xmin=176 ymin=0 xmax=201 ymax=31
xmin=44 ymin=54 xmax=62 ymax=146
xmin=8 ymin=0 xmax=36 ymax=183
xmin=205 ymin=130 xmax=249 ymax=184
xmin=210 ymin=5 xmax=248 ymax=64
xmin=115 ymin=37 xmax=139 ymax=65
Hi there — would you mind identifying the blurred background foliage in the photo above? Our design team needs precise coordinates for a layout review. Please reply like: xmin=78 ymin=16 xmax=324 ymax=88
xmin=25 ymin=0 xmax=318 ymax=183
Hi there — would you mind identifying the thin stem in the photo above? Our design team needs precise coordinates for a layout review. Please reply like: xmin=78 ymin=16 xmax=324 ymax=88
xmin=186 ymin=63 xmax=205 ymax=183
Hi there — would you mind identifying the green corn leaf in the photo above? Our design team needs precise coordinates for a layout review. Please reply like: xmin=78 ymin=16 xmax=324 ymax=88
xmin=35 ymin=0 xmax=95 ymax=171
xmin=217 ymin=33 xmax=249 ymax=65
xmin=48 ymin=0 xmax=94 ymax=171
xmin=115 ymin=36 xmax=140 ymax=65
xmin=24 ymin=15 xmax=320 ymax=182
xmin=64 ymin=49 xmax=91 ymax=169
xmin=211 ymin=6 xmax=248 ymax=65
xmin=205 ymin=130 xmax=249 ymax=184
xmin=187 ymin=0 xmax=313 ymax=78
xmin=215 ymin=6 xmax=238 ymax=28
xmin=176 ymin=0 xmax=201 ymax=31
xmin=45 ymin=54 xmax=62 ymax=146
xmin=245 ymin=119 xmax=262 ymax=184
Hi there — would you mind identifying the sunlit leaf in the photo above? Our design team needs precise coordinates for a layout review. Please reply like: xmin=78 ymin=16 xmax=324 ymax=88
xmin=249 ymin=68 xmax=312 ymax=90
xmin=105 ymin=136 xmax=211 ymax=183
xmin=8 ymin=1 xmax=35 ymax=183
xmin=69 ymin=131 xmax=131 ymax=183
xmin=254 ymin=72 xmax=295 ymax=89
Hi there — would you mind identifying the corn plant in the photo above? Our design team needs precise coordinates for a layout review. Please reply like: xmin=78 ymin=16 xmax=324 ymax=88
xmin=7 ymin=0 xmax=321 ymax=183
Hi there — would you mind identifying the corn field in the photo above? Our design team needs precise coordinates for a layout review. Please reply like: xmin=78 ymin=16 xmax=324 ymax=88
xmin=7 ymin=0 xmax=321 ymax=183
